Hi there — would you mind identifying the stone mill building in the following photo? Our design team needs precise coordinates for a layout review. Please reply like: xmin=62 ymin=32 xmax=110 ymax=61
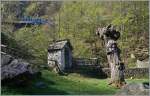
xmin=48 ymin=39 xmax=73 ymax=71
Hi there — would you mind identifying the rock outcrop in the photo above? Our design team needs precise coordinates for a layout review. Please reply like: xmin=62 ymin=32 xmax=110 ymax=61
xmin=116 ymin=82 xmax=149 ymax=95
xmin=1 ymin=53 xmax=39 ymax=81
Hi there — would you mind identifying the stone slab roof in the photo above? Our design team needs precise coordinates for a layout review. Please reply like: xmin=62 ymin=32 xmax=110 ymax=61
xmin=48 ymin=39 xmax=73 ymax=52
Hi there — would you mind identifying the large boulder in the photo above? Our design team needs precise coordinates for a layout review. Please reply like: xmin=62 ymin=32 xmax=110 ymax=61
xmin=1 ymin=54 xmax=13 ymax=67
xmin=1 ymin=54 xmax=40 ymax=81
xmin=1 ymin=59 xmax=30 ymax=80
xmin=116 ymin=82 xmax=149 ymax=95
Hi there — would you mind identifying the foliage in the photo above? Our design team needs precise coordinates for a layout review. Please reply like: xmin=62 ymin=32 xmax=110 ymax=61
xmin=1 ymin=32 xmax=33 ymax=60
xmin=1 ymin=1 xmax=149 ymax=67
xmin=54 ymin=1 xmax=149 ymax=66
xmin=14 ymin=26 xmax=53 ymax=66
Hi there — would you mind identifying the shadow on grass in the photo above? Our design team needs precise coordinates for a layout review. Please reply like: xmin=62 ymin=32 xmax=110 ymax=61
xmin=1 ymin=76 xmax=68 ymax=95
xmin=67 ymin=66 xmax=108 ymax=79
xmin=1 ymin=70 xmax=119 ymax=95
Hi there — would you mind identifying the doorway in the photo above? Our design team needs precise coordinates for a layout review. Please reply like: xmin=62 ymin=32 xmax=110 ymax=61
xmin=65 ymin=48 xmax=70 ymax=69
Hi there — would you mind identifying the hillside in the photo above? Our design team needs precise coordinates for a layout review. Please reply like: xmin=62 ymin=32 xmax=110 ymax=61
xmin=1 ymin=1 xmax=149 ymax=95
xmin=1 ymin=1 xmax=149 ymax=68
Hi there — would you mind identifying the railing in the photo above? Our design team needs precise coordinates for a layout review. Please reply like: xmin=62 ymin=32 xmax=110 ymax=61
xmin=2 ymin=17 xmax=47 ymax=24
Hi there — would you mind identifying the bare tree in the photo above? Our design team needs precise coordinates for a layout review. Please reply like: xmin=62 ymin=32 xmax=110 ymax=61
xmin=96 ymin=24 xmax=126 ymax=88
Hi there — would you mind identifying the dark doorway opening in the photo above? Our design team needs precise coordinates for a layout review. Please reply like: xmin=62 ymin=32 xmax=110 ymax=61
xmin=65 ymin=48 xmax=70 ymax=70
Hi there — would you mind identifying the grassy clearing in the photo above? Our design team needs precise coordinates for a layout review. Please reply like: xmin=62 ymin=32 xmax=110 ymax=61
xmin=1 ymin=70 xmax=149 ymax=95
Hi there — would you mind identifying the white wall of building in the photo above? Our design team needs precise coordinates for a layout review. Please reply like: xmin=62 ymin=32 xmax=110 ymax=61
xmin=48 ymin=50 xmax=64 ymax=70
xmin=48 ymin=45 xmax=73 ymax=71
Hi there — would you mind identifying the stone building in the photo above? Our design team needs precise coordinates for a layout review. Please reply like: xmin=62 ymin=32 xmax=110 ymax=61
xmin=48 ymin=39 xmax=73 ymax=71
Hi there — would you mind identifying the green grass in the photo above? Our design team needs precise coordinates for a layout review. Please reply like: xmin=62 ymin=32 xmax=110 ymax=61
xmin=1 ymin=70 xmax=149 ymax=95
xmin=126 ymin=78 xmax=149 ymax=83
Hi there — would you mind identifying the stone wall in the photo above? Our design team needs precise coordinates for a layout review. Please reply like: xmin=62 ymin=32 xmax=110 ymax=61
xmin=48 ymin=46 xmax=73 ymax=71
xmin=73 ymin=58 xmax=99 ymax=66
xmin=102 ymin=68 xmax=149 ymax=78
xmin=48 ymin=50 xmax=64 ymax=70
xmin=136 ymin=60 xmax=149 ymax=68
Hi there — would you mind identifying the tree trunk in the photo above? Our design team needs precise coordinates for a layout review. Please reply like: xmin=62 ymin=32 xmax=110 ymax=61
xmin=104 ymin=37 xmax=126 ymax=88
xmin=96 ymin=25 xmax=126 ymax=88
